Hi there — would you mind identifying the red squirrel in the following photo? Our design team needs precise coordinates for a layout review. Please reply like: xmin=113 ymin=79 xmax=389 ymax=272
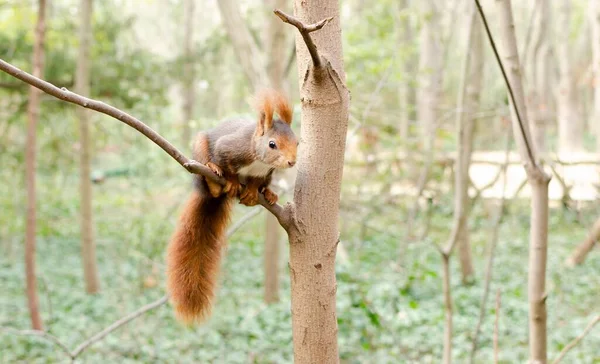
xmin=166 ymin=90 xmax=298 ymax=323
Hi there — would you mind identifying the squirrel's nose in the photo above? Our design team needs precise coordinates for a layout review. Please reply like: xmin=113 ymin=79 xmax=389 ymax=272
xmin=288 ymin=160 xmax=296 ymax=167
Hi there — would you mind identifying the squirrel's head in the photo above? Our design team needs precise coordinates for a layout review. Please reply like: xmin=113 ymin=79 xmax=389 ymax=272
xmin=252 ymin=90 xmax=298 ymax=169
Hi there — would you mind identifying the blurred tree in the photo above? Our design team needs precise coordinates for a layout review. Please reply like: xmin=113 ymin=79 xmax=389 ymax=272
xmin=25 ymin=0 xmax=46 ymax=331
xmin=76 ymin=0 xmax=100 ymax=295
xmin=457 ymin=4 xmax=484 ymax=285
xmin=181 ymin=0 xmax=195 ymax=146
xmin=592 ymin=0 xmax=600 ymax=151
xmin=526 ymin=0 xmax=551 ymax=155
xmin=567 ymin=216 xmax=600 ymax=266
xmin=397 ymin=0 xmax=416 ymax=140
xmin=557 ymin=0 xmax=584 ymax=154
xmin=417 ymin=0 xmax=442 ymax=150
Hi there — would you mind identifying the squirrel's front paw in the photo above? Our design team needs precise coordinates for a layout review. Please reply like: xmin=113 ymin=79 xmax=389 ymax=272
xmin=206 ymin=162 xmax=223 ymax=177
xmin=223 ymin=179 xmax=241 ymax=198
xmin=239 ymin=188 xmax=259 ymax=206
xmin=263 ymin=188 xmax=278 ymax=205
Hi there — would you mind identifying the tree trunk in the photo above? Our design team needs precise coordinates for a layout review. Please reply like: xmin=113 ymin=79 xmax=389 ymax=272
xmin=397 ymin=0 xmax=416 ymax=140
xmin=286 ymin=2 xmax=350 ymax=362
xmin=417 ymin=0 xmax=442 ymax=149
xmin=566 ymin=216 xmax=600 ymax=266
xmin=457 ymin=7 xmax=483 ymax=285
xmin=216 ymin=0 xmax=268 ymax=89
xmin=76 ymin=0 xmax=99 ymax=294
xmin=557 ymin=0 xmax=584 ymax=154
xmin=528 ymin=0 xmax=550 ymax=155
xmin=181 ymin=0 xmax=195 ymax=146
xmin=25 ymin=0 xmax=47 ymax=330
xmin=592 ymin=0 xmax=600 ymax=152
xmin=495 ymin=1 xmax=551 ymax=362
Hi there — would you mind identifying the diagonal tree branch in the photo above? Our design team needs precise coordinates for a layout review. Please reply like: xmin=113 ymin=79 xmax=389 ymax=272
xmin=273 ymin=9 xmax=332 ymax=68
xmin=551 ymin=315 xmax=600 ymax=364
xmin=0 ymin=59 xmax=294 ymax=229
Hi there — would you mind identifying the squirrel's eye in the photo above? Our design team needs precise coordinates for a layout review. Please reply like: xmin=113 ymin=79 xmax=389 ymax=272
xmin=269 ymin=141 xmax=277 ymax=149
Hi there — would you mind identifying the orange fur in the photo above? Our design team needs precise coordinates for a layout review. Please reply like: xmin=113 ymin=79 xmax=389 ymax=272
xmin=251 ymin=89 xmax=292 ymax=127
xmin=166 ymin=189 xmax=232 ymax=323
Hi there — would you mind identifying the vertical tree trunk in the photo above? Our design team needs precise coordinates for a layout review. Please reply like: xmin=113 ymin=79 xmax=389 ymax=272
xmin=592 ymin=0 xmax=600 ymax=151
xmin=263 ymin=0 xmax=288 ymax=304
xmin=557 ymin=0 xmax=584 ymax=154
xmin=285 ymin=2 xmax=350 ymax=361
xmin=528 ymin=0 xmax=550 ymax=155
xmin=457 ymin=7 xmax=483 ymax=285
xmin=181 ymin=0 xmax=195 ymax=146
xmin=25 ymin=0 xmax=47 ymax=330
xmin=494 ymin=1 xmax=551 ymax=362
xmin=397 ymin=0 xmax=416 ymax=140
xmin=216 ymin=0 xmax=268 ymax=89
xmin=566 ymin=216 xmax=600 ymax=266
xmin=417 ymin=0 xmax=442 ymax=149
xmin=76 ymin=0 xmax=99 ymax=294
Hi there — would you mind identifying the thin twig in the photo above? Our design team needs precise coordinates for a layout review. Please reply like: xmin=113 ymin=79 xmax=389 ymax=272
xmin=0 ymin=327 xmax=73 ymax=360
xmin=473 ymin=0 xmax=536 ymax=167
xmin=69 ymin=295 xmax=169 ymax=357
xmin=494 ymin=289 xmax=501 ymax=364
xmin=274 ymin=9 xmax=333 ymax=68
xmin=226 ymin=207 xmax=263 ymax=236
xmin=0 ymin=59 xmax=291 ymax=227
xmin=551 ymin=315 xmax=600 ymax=364
xmin=469 ymin=131 xmax=512 ymax=363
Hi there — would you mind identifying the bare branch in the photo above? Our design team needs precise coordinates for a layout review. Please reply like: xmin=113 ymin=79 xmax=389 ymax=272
xmin=551 ymin=315 xmax=600 ymax=364
xmin=473 ymin=0 xmax=537 ymax=169
xmin=273 ymin=9 xmax=332 ymax=68
xmin=469 ymin=137 xmax=511 ymax=362
xmin=226 ymin=207 xmax=263 ymax=236
xmin=70 ymin=295 xmax=169 ymax=357
xmin=0 ymin=328 xmax=73 ymax=360
xmin=0 ymin=59 xmax=291 ymax=226
xmin=494 ymin=289 xmax=501 ymax=364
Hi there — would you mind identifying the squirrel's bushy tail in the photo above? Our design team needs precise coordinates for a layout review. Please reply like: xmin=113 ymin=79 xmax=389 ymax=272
xmin=166 ymin=184 xmax=232 ymax=323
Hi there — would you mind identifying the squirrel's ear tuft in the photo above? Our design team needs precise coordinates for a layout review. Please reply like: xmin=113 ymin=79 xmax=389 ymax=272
xmin=273 ymin=92 xmax=292 ymax=125
xmin=250 ymin=89 xmax=274 ymax=135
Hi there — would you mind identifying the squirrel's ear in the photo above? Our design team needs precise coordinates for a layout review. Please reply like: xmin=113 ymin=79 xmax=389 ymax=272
xmin=273 ymin=92 xmax=292 ymax=125
xmin=250 ymin=89 xmax=275 ymax=135
xmin=256 ymin=110 xmax=273 ymax=136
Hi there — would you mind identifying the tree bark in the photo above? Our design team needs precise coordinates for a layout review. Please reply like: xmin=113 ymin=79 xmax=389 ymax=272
xmin=76 ymin=0 xmax=99 ymax=295
xmin=417 ymin=0 xmax=442 ymax=149
xmin=283 ymin=2 xmax=350 ymax=362
xmin=566 ymin=216 xmax=600 ymax=266
xmin=592 ymin=0 xmax=600 ymax=152
xmin=557 ymin=0 xmax=584 ymax=154
xmin=181 ymin=0 xmax=195 ymax=146
xmin=25 ymin=0 xmax=47 ymax=331
xmin=494 ymin=1 xmax=551 ymax=362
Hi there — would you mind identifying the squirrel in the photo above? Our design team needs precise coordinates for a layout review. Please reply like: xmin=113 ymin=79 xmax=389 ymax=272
xmin=166 ymin=89 xmax=298 ymax=323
